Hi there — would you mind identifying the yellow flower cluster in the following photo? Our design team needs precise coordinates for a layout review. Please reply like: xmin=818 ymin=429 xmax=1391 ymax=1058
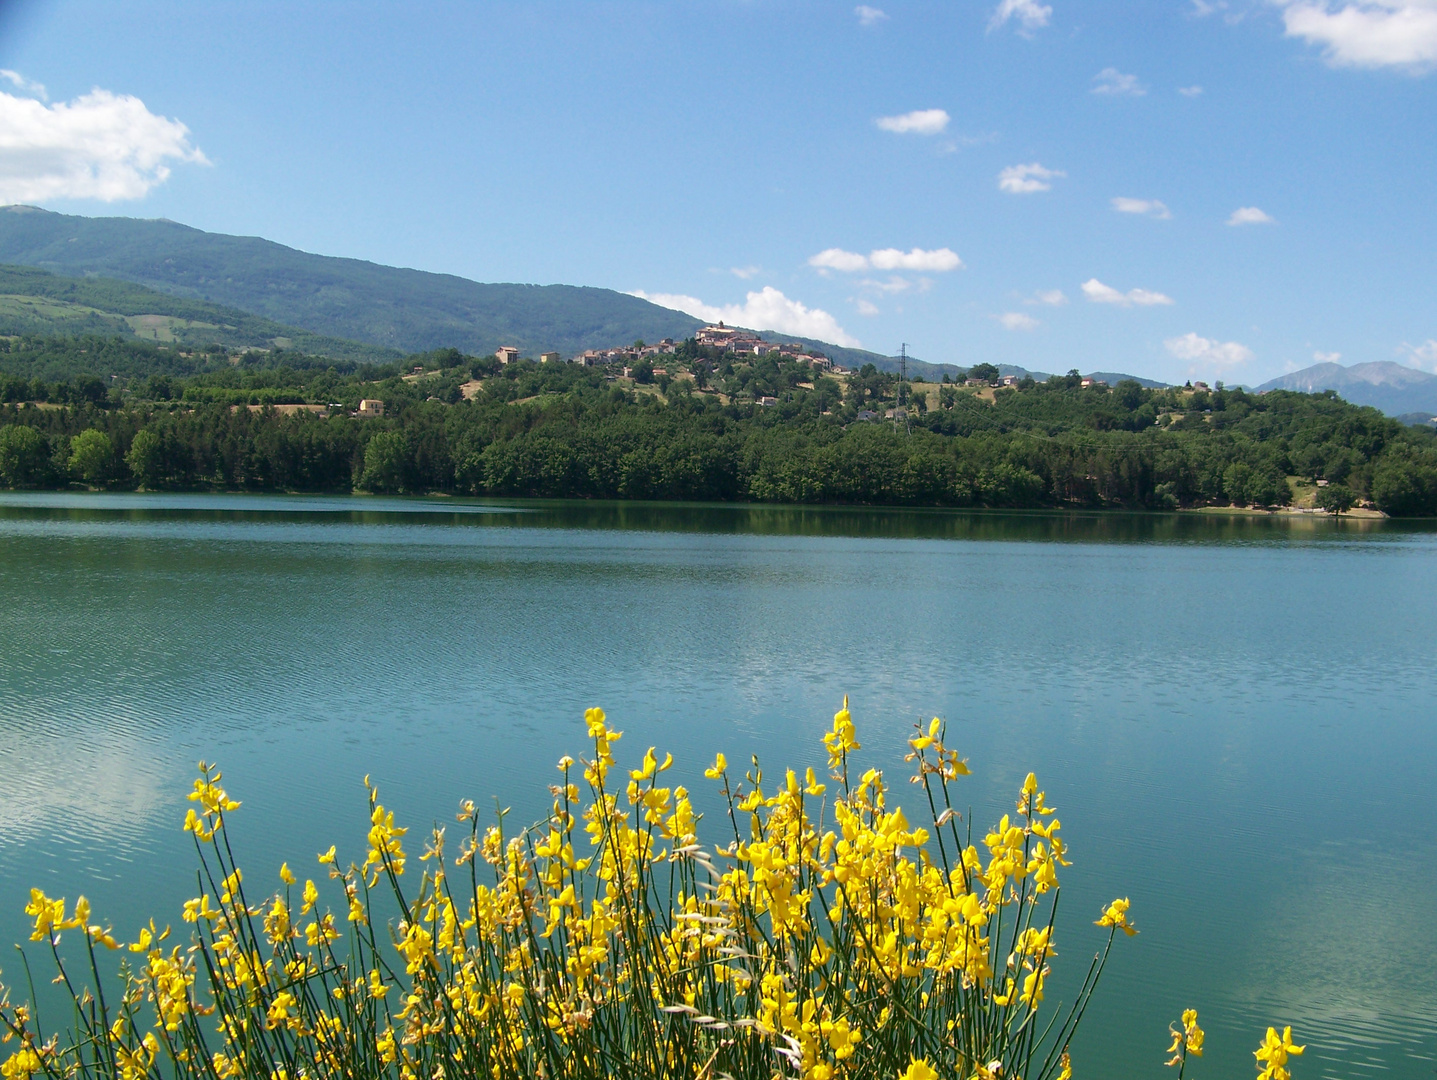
xmin=1255 ymin=1026 xmax=1304 ymax=1080
xmin=1 ymin=703 xmax=1298 ymax=1080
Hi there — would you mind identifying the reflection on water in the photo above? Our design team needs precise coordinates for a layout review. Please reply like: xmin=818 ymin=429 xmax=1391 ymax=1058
xmin=0 ymin=490 xmax=1423 ymax=542
xmin=0 ymin=492 xmax=1434 ymax=1080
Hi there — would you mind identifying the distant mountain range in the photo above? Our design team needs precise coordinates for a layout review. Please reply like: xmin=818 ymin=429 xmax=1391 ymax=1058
xmin=0 ymin=207 xmax=1165 ymax=385
xmin=0 ymin=205 xmax=708 ymax=360
xmin=1257 ymin=360 xmax=1437 ymax=419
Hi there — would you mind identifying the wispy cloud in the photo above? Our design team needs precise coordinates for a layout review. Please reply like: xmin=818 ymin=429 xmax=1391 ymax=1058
xmin=1112 ymin=196 xmax=1172 ymax=218
xmin=1313 ymin=350 xmax=1343 ymax=363
xmin=809 ymin=248 xmax=870 ymax=273
xmin=859 ymin=276 xmax=912 ymax=294
xmin=1227 ymin=206 xmax=1275 ymax=225
xmin=855 ymin=5 xmax=889 ymax=27
xmin=989 ymin=0 xmax=1053 ymax=34
xmin=998 ymin=162 xmax=1064 ymax=193
xmin=1400 ymin=339 xmax=1437 ymax=371
xmin=996 ymin=312 xmax=1040 ymax=331
xmin=856 ymin=299 xmax=881 ymax=316
xmin=730 ymin=265 xmax=761 ymax=280
xmin=1082 ymin=278 xmax=1175 ymax=307
xmin=631 ymin=286 xmax=860 ymax=348
xmin=1025 ymin=289 xmax=1069 ymax=306
xmin=875 ymin=108 xmax=950 ymax=135
xmin=1281 ymin=2 xmax=1437 ymax=70
xmin=808 ymin=247 xmax=963 ymax=273
xmin=0 ymin=70 xmax=46 ymax=100
xmin=0 ymin=86 xmax=208 ymax=203
xmin=1092 ymin=67 xmax=1147 ymax=95
xmin=1178 ymin=84 xmax=1205 ymax=96
xmin=1165 ymin=331 xmax=1253 ymax=369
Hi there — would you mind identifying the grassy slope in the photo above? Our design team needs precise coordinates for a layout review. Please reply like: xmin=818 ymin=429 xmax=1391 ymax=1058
xmin=0 ymin=206 xmax=705 ymax=358
xmin=0 ymin=264 xmax=398 ymax=362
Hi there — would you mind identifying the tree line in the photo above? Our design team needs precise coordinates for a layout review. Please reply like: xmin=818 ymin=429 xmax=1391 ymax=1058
xmin=1 ymin=339 xmax=1435 ymax=516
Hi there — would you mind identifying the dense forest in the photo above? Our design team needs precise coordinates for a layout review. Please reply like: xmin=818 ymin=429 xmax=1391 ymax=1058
xmin=2 ymin=335 xmax=1436 ymax=516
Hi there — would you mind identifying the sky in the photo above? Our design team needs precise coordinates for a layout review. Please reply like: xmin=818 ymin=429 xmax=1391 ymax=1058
xmin=0 ymin=0 xmax=1434 ymax=384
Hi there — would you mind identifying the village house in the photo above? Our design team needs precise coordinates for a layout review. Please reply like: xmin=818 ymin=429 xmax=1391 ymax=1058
xmin=358 ymin=399 xmax=385 ymax=417
xmin=539 ymin=351 xmax=560 ymax=363
xmin=495 ymin=346 xmax=520 ymax=365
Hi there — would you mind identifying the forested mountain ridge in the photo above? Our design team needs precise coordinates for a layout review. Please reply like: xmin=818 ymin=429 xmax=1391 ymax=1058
xmin=0 ymin=206 xmax=990 ymax=376
xmin=0 ymin=206 xmax=708 ymax=357
xmin=0 ymin=264 xmax=398 ymax=362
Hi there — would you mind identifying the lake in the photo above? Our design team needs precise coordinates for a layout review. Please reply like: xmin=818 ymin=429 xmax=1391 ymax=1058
xmin=1 ymin=493 xmax=1433 ymax=1080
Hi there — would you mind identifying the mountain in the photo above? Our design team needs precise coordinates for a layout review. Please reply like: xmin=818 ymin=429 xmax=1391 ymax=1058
xmin=0 ymin=264 xmax=397 ymax=362
xmin=0 ymin=205 xmax=705 ymax=358
xmin=0 ymin=208 xmax=1178 ymax=384
xmin=1256 ymin=360 xmax=1437 ymax=417
xmin=1086 ymin=371 xmax=1169 ymax=389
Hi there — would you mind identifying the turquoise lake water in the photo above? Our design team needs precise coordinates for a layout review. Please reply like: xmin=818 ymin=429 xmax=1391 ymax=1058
xmin=1 ymin=493 xmax=1434 ymax=1079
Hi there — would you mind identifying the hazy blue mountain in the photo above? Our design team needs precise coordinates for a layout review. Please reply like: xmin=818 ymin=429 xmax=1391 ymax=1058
xmin=0 ymin=264 xmax=397 ymax=362
xmin=1257 ymin=360 xmax=1437 ymax=416
xmin=1086 ymin=371 xmax=1169 ymax=389
xmin=0 ymin=206 xmax=706 ymax=358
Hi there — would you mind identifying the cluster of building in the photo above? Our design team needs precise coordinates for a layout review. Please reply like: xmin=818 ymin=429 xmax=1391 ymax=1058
xmin=491 ymin=323 xmax=837 ymax=372
xmin=693 ymin=323 xmax=834 ymax=369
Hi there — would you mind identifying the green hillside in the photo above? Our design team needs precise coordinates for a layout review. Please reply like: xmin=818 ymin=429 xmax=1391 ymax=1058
xmin=0 ymin=264 xmax=398 ymax=362
xmin=0 ymin=206 xmax=706 ymax=357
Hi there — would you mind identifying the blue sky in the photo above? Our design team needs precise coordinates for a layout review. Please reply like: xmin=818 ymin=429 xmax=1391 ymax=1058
xmin=0 ymin=0 xmax=1434 ymax=383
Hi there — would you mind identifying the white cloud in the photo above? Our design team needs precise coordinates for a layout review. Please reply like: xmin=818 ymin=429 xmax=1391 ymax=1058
xmin=1165 ymin=331 xmax=1254 ymax=369
xmin=808 ymin=246 xmax=963 ymax=273
xmin=989 ymin=0 xmax=1053 ymax=33
xmin=1400 ymin=339 xmax=1437 ymax=370
xmin=0 ymin=70 xmax=46 ymax=100
xmin=1227 ymin=205 xmax=1275 ymax=225
xmin=730 ymin=265 xmax=760 ymax=279
xmin=1179 ymin=84 xmax=1205 ymax=96
xmin=808 ymin=247 xmax=870 ymax=273
xmin=869 ymin=246 xmax=963 ymax=271
xmin=1111 ymin=196 xmax=1172 ymax=218
xmin=1092 ymin=67 xmax=1147 ymax=95
xmin=1281 ymin=2 xmax=1437 ymax=69
xmin=875 ymin=108 xmax=950 ymax=135
xmin=1082 ymin=278 xmax=1175 ymax=306
xmin=996 ymin=312 xmax=1040 ymax=331
xmin=998 ymin=162 xmax=1065 ymax=193
xmin=1314 ymin=350 xmax=1343 ymax=363
xmin=630 ymin=286 xmax=861 ymax=348
xmin=1026 ymin=289 xmax=1069 ymax=306
xmin=0 ymin=87 xmax=207 ymax=203
xmin=856 ymin=299 xmax=881 ymax=316
xmin=855 ymin=5 xmax=889 ymax=27
xmin=860 ymin=276 xmax=912 ymax=293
